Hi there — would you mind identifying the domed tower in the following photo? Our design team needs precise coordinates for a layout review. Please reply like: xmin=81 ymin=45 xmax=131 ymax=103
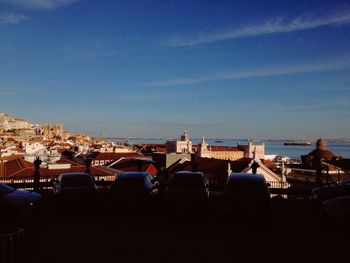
xmin=316 ymin=138 xmax=327 ymax=151
xmin=310 ymin=138 xmax=335 ymax=161
xmin=197 ymin=136 xmax=211 ymax=158
xmin=301 ymin=138 xmax=336 ymax=169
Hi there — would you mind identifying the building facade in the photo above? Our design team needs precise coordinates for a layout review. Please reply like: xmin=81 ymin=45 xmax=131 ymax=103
xmin=0 ymin=113 xmax=30 ymax=130
xmin=196 ymin=137 xmax=244 ymax=161
xmin=166 ymin=131 xmax=193 ymax=154
xmin=238 ymin=142 xmax=265 ymax=159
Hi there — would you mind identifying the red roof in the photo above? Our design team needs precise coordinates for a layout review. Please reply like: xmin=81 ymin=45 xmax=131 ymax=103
xmin=136 ymin=144 xmax=167 ymax=153
xmin=108 ymin=158 xmax=158 ymax=177
xmin=137 ymin=144 xmax=165 ymax=147
xmin=0 ymin=157 xmax=114 ymax=179
xmin=262 ymin=159 xmax=277 ymax=169
xmin=90 ymin=152 xmax=143 ymax=161
xmin=0 ymin=156 xmax=24 ymax=165
xmin=0 ymin=158 xmax=33 ymax=178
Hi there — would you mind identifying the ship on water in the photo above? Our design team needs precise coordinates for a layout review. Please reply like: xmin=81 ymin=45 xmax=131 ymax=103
xmin=284 ymin=141 xmax=311 ymax=146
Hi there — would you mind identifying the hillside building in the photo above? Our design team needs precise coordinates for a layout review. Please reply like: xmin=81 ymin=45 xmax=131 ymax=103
xmin=0 ymin=113 xmax=30 ymax=130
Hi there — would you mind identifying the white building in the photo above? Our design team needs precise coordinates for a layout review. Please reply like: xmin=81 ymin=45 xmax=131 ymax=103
xmin=196 ymin=137 xmax=211 ymax=158
xmin=23 ymin=142 xmax=61 ymax=164
xmin=238 ymin=141 xmax=265 ymax=159
xmin=0 ymin=145 xmax=23 ymax=158
xmin=0 ymin=119 xmax=10 ymax=130
xmin=240 ymin=152 xmax=289 ymax=188
xmin=24 ymin=142 xmax=46 ymax=155
xmin=0 ymin=113 xmax=30 ymax=130
xmin=247 ymin=142 xmax=265 ymax=159
xmin=8 ymin=119 xmax=30 ymax=130
xmin=166 ymin=131 xmax=193 ymax=154
xmin=264 ymin=154 xmax=277 ymax=161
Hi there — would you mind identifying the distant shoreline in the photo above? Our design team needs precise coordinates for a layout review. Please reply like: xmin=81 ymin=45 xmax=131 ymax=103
xmin=93 ymin=137 xmax=350 ymax=144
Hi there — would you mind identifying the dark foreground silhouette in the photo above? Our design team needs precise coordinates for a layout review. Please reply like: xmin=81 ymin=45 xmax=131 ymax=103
xmin=1 ymin=198 xmax=348 ymax=263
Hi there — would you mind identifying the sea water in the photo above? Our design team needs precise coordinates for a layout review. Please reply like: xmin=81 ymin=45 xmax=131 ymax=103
xmin=115 ymin=139 xmax=350 ymax=159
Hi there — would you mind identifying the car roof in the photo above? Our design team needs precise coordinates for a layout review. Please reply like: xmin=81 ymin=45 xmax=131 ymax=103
xmin=0 ymin=183 xmax=15 ymax=192
xmin=228 ymin=173 xmax=266 ymax=182
xmin=312 ymin=178 xmax=350 ymax=192
xmin=174 ymin=171 xmax=204 ymax=177
xmin=117 ymin=172 xmax=149 ymax=179
xmin=340 ymin=178 xmax=350 ymax=185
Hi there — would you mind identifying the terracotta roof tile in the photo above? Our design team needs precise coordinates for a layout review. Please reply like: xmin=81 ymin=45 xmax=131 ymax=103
xmin=2 ymin=157 xmax=115 ymax=179
xmin=109 ymin=158 xmax=158 ymax=176
xmin=90 ymin=152 xmax=143 ymax=160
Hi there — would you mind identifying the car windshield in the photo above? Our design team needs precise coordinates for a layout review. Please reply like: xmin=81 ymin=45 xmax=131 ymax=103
xmin=0 ymin=183 xmax=15 ymax=195
xmin=61 ymin=176 xmax=94 ymax=188
xmin=340 ymin=178 xmax=350 ymax=186
xmin=169 ymin=174 xmax=205 ymax=189
xmin=226 ymin=180 xmax=268 ymax=195
xmin=111 ymin=177 xmax=145 ymax=190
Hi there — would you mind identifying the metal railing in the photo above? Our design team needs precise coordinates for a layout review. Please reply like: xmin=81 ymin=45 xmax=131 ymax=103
xmin=0 ymin=175 xmax=115 ymax=190
xmin=1 ymin=176 xmax=313 ymax=199
xmin=266 ymin=181 xmax=290 ymax=189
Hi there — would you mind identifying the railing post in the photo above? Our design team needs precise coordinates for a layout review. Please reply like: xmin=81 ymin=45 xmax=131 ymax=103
xmin=33 ymin=157 xmax=42 ymax=192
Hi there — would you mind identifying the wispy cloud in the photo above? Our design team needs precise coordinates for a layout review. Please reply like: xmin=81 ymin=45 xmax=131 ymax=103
xmin=0 ymin=10 xmax=28 ymax=24
xmin=111 ymin=91 xmax=196 ymax=102
xmin=0 ymin=89 xmax=18 ymax=96
xmin=112 ymin=93 xmax=174 ymax=102
xmin=0 ymin=0 xmax=80 ymax=10
xmin=141 ymin=60 xmax=350 ymax=87
xmin=319 ymin=86 xmax=350 ymax=91
xmin=243 ymin=99 xmax=350 ymax=113
xmin=167 ymin=9 xmax=350 ymax=47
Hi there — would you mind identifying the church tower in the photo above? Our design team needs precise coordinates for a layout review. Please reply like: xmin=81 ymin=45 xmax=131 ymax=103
xmin=197 ymin=136 xmax=211 ymax=158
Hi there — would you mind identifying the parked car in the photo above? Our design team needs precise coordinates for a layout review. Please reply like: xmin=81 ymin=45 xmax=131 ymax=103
xmin=52 ymin=173 xmax=98 ymax=205
xmin=0 ymin=183 xmax=42 ymax=217
xmin=224 ymin=173 xmax=271 ymax=217
xmin=320 ymin=196 xmax=350 ymax=222
xmin=164 ymin=171 xmax=209 ymax=212
xmin=311 ymin=178 xmax=350 ymax=201
xmin=107 ymin=172 xmax=159 ymax=210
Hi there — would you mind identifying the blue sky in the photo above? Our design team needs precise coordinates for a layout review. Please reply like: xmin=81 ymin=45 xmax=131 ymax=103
xmin=1 ymin=0 xmax=350 ymax=139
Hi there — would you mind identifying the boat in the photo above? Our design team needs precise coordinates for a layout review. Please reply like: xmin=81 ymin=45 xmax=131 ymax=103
xmin=284 ymin=142 xmax=311 ymax=146
xmin=214 ymin=140 xmax=224 ymax=143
